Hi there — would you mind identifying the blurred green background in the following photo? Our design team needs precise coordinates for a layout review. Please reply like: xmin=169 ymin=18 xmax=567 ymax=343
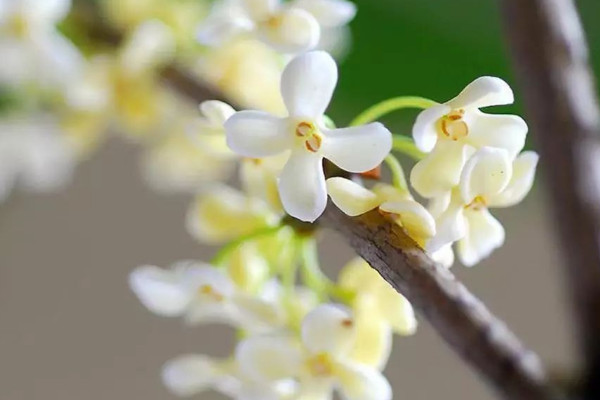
xmin=332 ymin=0 xmax=600 ymax=133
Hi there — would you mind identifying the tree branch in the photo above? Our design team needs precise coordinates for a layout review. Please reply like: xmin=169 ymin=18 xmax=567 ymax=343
xmin=320 ymin=204 xmax=559 ymax=400
xmin=499 ymin=1 xmax=600 ymax=397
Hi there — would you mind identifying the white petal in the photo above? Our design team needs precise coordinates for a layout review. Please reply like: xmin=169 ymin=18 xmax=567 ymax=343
xmin=447 ymin=76 xmax=514 ymax=110
xmin=379 ymin=200 xmax=436 ymax=243
xmin=232 ymin=293 xmax=284 ymax=331
xmin=466 ymin=112 xmax=528 ymax=158
xmin=27 ymin=0 xmax=71 ymax=23
xmin=488 ymin=151 xmax=539 ymax=208
xmin=410 ymin=141 xmax=473 ymax=198
xmin=225 ymin=111 xmax=291 ymax=157
xmin=428 ymin=191 xmax=452 ymax=218
xmin=460 ymin=147 xmax=512 ymax=204
xmin=281 ymin=51 xmax=337 ymax=119
xmin=350 ymin=308 xmax=393 ymax=369
xmin=412 ymin=104 xmax=451 ymax=152
xmin=278 ymin=150 xmax=327 ymax=222
xmin=292 ymin=0 xmax=356 ymax=27
xmin=121 ymin=20 xmax=175 ymax=73
xmin=337 ymin=362 xmax=392 ymax=400
xmin=431 ymin=244 xmax=455 ymax=268
xmin=302 ymin=304 xmax=355 ymax=357
xmin=426 ymin=199 xmax=467 ymax=253
xmin=322 ymin=123 xmax=392 ymax=172
xmin=197 ymin=10 xmax=253 ymax=46
xmin=326 ymin=177 xmax=380 ymax=216
xmin=243 ymin=0 xmax=277 ymax=21
xmin=458 ymin=209 xmax=505 ymax=267
xmin=259 ymin=8 xmax=320 ymax=53
xmin=128 ymin=265 xmax=191 ymax=316
xmin=236 ymin=335 xmax=303 ymax=382
xmin=162 ymin=355 xmax=219 ymax=396
xmin=200 ymin=100 xmax=236 ymax=126
xmin=182 ymin=265 xmax=236 ymax=298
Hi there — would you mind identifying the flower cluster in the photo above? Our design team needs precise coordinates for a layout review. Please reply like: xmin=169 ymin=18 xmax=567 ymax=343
xmin=1 ymin=0 xmax=540 ymax=399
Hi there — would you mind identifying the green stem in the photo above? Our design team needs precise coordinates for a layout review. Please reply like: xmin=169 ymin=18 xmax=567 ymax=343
xmin=392 ymin=135 xmax=426 ymax=160
xmin=350 ymin=96 xmax=437 ymax=126
xmin=384 ymin=155 xmax=408 ymax=191
xmin=211 ymin=224 xmax=285 ymax=267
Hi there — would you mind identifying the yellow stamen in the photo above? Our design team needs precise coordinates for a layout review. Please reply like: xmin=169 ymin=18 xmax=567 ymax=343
xmin=307 ymin=353 xmax=334 ymax=377
xmin=198 ymin=284 xmax=224 ymax=301
xmin=440 ymin=109 xmax=468 ymax=141
xmin=296 ymin=121 xmax=323 ymax=152
xmin=465 ymin=195 xmax=487 ymax=211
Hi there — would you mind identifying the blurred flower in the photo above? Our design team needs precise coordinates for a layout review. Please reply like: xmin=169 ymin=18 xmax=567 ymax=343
xmin=427 ymin=147 xmax=539 ymax=266
xmin=0 ymin=0 xmax=83 ymax=88
xmin=236 ymin=304 xmax=392 ymax=400
xmin=195 ymin=38 xmax=286 ymax=113
xmin=410 ymin=77 xmax=528 ymax=198
xmin=225 ymin=51 xmax=392 ymax=222
xmin=197 ymin=0 xmax=320 ymax=53
xmin=0 ymin=115 xmax=74 ymax=202
xmin=129 ymin=260 xmax=283 ymax=330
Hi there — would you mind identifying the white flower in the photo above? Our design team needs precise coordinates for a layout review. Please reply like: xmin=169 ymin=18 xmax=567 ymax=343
xmin=410 ymin=77 xmax=528 ymax=198
xmin=197 ymin=0 xmax=354 ymax=53
xmin=0 ymin=116 xmax=74 ymax=202
xmin=225 ymin=51 xmax=392 ymax=222
xmin=129 ymin=261 xmax=282 ymax=330
xmin=236 ymin=304 xmax=392 ymax=400
xmin=427 ymin=147 xmax=539 ymax=266
xmin=162 ymin=354 xmax=297 ymax=400
xmin=326 ymin=178 xmax=435 ymax=247
xmin=0 ymin=0 xmax=82 ymax=88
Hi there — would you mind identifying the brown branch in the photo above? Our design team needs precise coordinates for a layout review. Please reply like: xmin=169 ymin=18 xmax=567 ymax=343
xmin=321 ymin=204 xmax=560 ymax=400
xmin=499 ymin=1 xmax=600 ymax=397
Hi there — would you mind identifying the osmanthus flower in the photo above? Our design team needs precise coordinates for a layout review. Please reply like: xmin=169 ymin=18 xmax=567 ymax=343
xmin=225 ymin=51 xmax=392 ymax=222
xmin=0 ymin=115 xmax=75 ymax=202
xmin=410 ymin=76 xmax=528 ymax=198
xmin=142 ymin=101 xmax=238 ymax=193
xmin=236 ymin=304 xmax=392 ymax=400
xmin=129 ymin=260 xmax=283 ymax=330
xmin=0 ymin=0 xmax=83 ymax=88
xmin=337 ymin=258 xmax=416 ymax=369
xmin=197 ymin=0 xmax=354 ymax=53
xmin=427 ymin=147 xmax=539 ymax=266
xmin=162 ymin=354 xmax=298 ymax=400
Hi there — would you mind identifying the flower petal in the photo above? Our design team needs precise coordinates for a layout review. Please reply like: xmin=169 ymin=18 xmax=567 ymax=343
xmin=322 ymin=123 xmax=392 ymax=173
xmin=292 ymin=0 xmax=357 ymax=27
xmin=326 ymin=177 xmax=380 ymax=216
xmin=488 ymin=151 xmax=539 ymax=208
xmin=278 ymin=150 xmax=327 ymax=222
xmin=280 ymin=51 xmax=337 ymax=119
xmin=232 ymin=293 xmax=284 ymax=331
xmin=225 ymin=111 xmax=291 ymax=157
xmin=243 ymin=0 xmax=278 ymax=21
xmin=412 ymin=104 xmax=451 ymax=152
xmin=426 ymin=198 xmax=467 ymax=253
xmin=459 ymin=147 xmax=512 ymax=204
xmin=128 ymin=265 xmax=191 ymax=316
xmin=186 ymin=185 xmax=275 ymax=244
xmin=197 ymin=3 xmax=253 ymax=47
xmin=466 ymin=112 xmax=528 ymax=158
xmin=236 ymin=335 xmax=303 ymax=382
xmin=447 ymin=76 xmax=514 ymax=110
xmin=200 ymin=100 xmax=236 ymax=126
xmin=379 ymin=200 xmax=436 ymax=244
xmin=350 ymin=307 xmax=393 ymax=369
xmin=162 ymin=355 xmax=219 ymax=397
xmin=259 ymin=8 xmax=321 ymax=53
xmin=431 ymin=244 xmax=455 ymax=268
xmin=302 ymin=304 xmax=355 ymax=357
xmin=458 ymin=209 xmax=505 ymax=267
xmin=336 ymin=362 xmax=392 ymax=400
xmin=410 ymin=141 xmax=473 ymax=198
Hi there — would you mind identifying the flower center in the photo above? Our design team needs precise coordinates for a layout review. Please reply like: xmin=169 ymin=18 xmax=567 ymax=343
xmin=465 ymin=195 xmax=487 ymax=211
xmin=198 ymin=284 xmax=224 ymax=302
xmin=307 ymin=353 xmax=334 ymax=377
xmin=439 ymin=109 xmax=468 ymax=141
xmin=264 ymin=15 xmax=283 ymax=29
xmin=295 ymin=121 xmax=323 ymax=153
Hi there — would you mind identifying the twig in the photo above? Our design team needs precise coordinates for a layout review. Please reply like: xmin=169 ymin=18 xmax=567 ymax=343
xmin=499 ymin=1 xmax=600 ymax=397
xmin=321 ymin=205 xmax=559 ymax=400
